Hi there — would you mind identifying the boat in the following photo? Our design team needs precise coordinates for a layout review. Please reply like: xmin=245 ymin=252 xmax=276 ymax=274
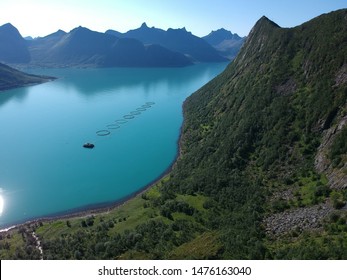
xmin=83 ymin=143 xmax=95 ymax=149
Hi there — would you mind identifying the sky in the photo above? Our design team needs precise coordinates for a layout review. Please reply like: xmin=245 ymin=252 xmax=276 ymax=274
xmin=0 ymin=0 xmax=346 ymax=38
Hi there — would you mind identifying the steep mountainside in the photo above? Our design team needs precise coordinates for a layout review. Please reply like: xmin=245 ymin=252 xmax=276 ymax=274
xmin=0 ymin=62 xmax=54 ymax=91
xmin=1 ymin=10 xmax=346 ymax=260
xmin=175 ymin=9 xmax=347 ymax=258
xmin=107 ymin=23 xmax=227 ymax=62
xmin=0 ymin=23 xmax=30 ymax=63
xmin=30 ymin=26 xmax=117 ymax=66
xmin=27 ymin=30 xmax=67 ymax=62
xmin=27 ymin=26 xmax=192 ymax=67
xmin=203 ymin=28 xmax=245 ymax=59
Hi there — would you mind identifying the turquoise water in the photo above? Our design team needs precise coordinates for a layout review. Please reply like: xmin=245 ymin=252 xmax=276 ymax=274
xmin=0 ymin=63 xmax=227 ymax=228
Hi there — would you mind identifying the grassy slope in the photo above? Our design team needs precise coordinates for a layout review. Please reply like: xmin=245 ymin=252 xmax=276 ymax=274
xmin=1 ymin=9 xmax=347 ymax=260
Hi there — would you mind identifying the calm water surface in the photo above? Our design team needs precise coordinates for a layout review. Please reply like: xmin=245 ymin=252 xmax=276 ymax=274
xmin=0 ymin=63 xmax=227 ymax=228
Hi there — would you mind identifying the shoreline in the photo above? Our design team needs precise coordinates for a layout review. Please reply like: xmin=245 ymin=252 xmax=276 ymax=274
xmin=0 ymin=105 xmax=186 ymax=233
xmin=0 ymin=77 xmax=56 ymax=93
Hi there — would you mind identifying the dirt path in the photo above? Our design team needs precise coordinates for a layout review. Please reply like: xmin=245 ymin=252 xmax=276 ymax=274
xmin=32 ymin=231 xmax=43 ymax=260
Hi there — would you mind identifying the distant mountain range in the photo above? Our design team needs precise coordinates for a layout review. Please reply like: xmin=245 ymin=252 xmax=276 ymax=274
xmin=0 ymin=22 xmax=244 ymax=89
xmin=106 ymin=23 xmax=231 ymax=62
xmin=0 ymin=22 xmax=244 ymax=68
xmin=26 ymin=26 xmax=192 ymax=67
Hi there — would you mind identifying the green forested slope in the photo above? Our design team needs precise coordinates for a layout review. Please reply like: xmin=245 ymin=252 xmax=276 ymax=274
xmin=1 ymin=9 xmax=346 ymax=260
xmin=180 ymin=11 xmax=347 ymax=207
xmin=173 ymin=10 xmax=347 ymax=258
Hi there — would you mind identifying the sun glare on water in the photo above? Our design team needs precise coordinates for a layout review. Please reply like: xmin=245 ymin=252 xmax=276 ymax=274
xmin=0 ymin=195 xmax=4 ymax=215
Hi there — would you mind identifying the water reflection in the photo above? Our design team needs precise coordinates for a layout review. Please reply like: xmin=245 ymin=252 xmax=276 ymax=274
xmin=0 ymin=87 xmax=30 ymax=107
xmin=26 ymin=64 xmax=227 ymax=97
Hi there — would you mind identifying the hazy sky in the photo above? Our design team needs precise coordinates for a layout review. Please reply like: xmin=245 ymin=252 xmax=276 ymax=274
xmin=0 ymin=0 xmax=346 ymax=38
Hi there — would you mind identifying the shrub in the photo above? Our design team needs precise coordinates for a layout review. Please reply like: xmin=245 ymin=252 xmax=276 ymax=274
xmin=331 ymin=191 xmax=346 ymax=209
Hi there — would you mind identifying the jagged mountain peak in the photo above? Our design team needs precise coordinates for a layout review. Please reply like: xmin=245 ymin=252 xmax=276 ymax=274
xmin=56 ymin=29 xmax=67 ymax=35
xmin=140 ymin=22 xmax=149 ymax=28
xmin=167 ymin=27 xmax=188 ymax=33
xmin=234 ymin=15 xmax=281 ymax=64
xmin=250 ymin=15 xmax=280 ymax=34
xmin=202 ymin=27 xmax=245 ymax=60
xmin=203 ymin=28 xmax=243 ymax=43
xmin=70 ymin=26 xmax=92 ymax=33
xmin=209 ymin=28 xmax=233 ymax=36
xmin=112 ymin=23 xmax=225 ymax=62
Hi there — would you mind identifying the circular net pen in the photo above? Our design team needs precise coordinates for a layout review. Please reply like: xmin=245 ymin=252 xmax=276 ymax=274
xmin=106 ymin=124 xmax=120 ymax=129
xmin=136 ymin=108 xmax=147 ymax=111
xmin=130 ymin=111 xmax=141 ymax=115
xmin=115 ymin=119 xmax=128 ymax=124
xmin=123 ymin=115 xmax=135 ymax=119
xmin=96 ymin=130 xmax=111 ymax=136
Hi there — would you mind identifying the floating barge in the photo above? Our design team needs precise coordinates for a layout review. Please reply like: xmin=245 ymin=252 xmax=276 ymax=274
xmin=83 ymin=143 xmax=95 ymax=149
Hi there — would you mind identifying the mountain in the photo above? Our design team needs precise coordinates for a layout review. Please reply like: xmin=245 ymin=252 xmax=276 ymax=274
xmin=27 ymin=30 xmax=67 ymax=65
xmin=1 ymin=22 xmax=227 ymax=67
xmin=107 ymin=23 xmax=228 ymax=62
xmin=29 ymin=26 xmax=117 ymax=66
xmin=1 ymin=9 xmax=347 ymax=260
xmin=117 ymin=22 xmax=166 ymax=43
xmin=203 ymin=28 xmax=243 ymax=45
xmin=0 ymin=23 xmax=30 ymax=63
xmin=171 ymin=9 xmax=347 ymax=258
xmin=0 ymin=62 xmax=54 ymax=91
xmin=28 ymin=26 xmax=192 ymax=67
xmin=203 ymin=28 xmax=245 ymax=59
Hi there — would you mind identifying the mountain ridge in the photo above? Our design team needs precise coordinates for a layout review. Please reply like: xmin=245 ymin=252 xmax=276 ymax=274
xmin=106 ymin=23 xmax=228 ymax=62
xmin=203 ymin=28 xmax=243 ymax=45
xmin=26 ymin=25 xmax=192 ymax=67
xmin=0 ymin=22 xmax=243 ymax=67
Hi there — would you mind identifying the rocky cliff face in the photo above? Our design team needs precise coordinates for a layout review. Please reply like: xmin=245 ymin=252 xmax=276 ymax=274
xmin=315 ymin=114 xmax=347 ymax=189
